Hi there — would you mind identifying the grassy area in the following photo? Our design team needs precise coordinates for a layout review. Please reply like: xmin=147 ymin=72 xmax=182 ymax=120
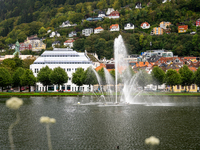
xmin=1 ymin=92 xmax=200 ymax=97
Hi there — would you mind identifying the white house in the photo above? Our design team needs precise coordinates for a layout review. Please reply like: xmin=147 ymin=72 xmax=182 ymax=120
xmin=64 ymin=39 xmax=75 ymax=48
xmin=108 ymin=11 xmax=120 ymax=19
xmin=162 ymin=0 xmax=171 ymax=3
xmin=135 ymin=2 xmax=142 ymax=9
xmin=60 ymin=20 xmax=71 ymax=27
xmin=82 ymin=28 xmax=93 ymax=36
xmin=30 ymin=48 xmax=93 ymax=92
xmin=141 ymin=22 xmax=150 ymax=29
xmin=47 ymin=30 xmax=51 ymax=33
xmin=49 ymin=31 xmax=60 ymax=38
xmin=52 ymin=41 xmax=60 ymax=48
xmin=110 ymin=24 xmax=119 ymax=31
xmin=98 ymin=11 xmax=106 ymax=18
xmin=68 ymin=31 xmax=77 ymax=37
xmin=124 ymin=23 xmax=134 ymax=30
xmin=60 ymin=20 xmax=77 ymax=28
xmin=94 ymin=27 xmax=104 ymax=34
xmin=106 ymin=8 xmax=115 ymax=15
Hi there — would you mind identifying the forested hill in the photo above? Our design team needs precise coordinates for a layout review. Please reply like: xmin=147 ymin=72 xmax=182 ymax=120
xmin=0 ymin=0 xmax=200 ymax=59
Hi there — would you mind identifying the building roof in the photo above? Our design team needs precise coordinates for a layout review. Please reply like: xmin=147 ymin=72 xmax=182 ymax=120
xmin=141 ymin=22 xmax=150 ymax=26
xmin=110 ymin=24 xmax=119 ymax=29
xmin=178 ymin=25 xmax=188 ymax=30
xmin=33 ymin=49 xmax=92 ymax=64
xmin=184 ymin=57 xmax=196 ymax=60
xmin=109 ymin=11 xmax=120 ymax=16
xmin=156 ymin=57 xmax=183 ymax=64
xmin=64 ymin=39 xmax=75 ymax=43
xmin=95 ymin=63 xmax=106 ymax=71
xmin=95 ymin=26 xmax=104 ymax=30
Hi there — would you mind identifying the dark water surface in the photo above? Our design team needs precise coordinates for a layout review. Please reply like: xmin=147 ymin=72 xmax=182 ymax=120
xmin=0 ymin=96 xmax=200 ymax=150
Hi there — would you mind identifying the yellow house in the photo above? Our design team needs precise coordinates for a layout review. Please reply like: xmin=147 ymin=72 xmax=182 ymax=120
xmin=178 ymin=25 xmax=188 ymax=33
xmin=24 ymin=35 xmax=46 ymax=51
xmin=170 ymin=84 xmax=198 ymax=92
xmin=160 ymin=21 xmax=171 ymax=29
xmin=152 ymin=27 xmax=163 ymax=35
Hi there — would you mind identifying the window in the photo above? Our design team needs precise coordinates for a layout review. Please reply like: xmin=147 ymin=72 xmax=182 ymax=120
xmin=181 ymin=86 xmax=184 ymax=89
xmin=69 ymin=78 xmax=71 ymax=80
xmin=35 ymin=68 xmax=39 ymax=73
xmin=192 ymin=84 xmax=195 ymax=89
xmin=67 ymin=85 xmax=71 ymax=91
xmin=177 ymin=85 xmax=179 ymax=89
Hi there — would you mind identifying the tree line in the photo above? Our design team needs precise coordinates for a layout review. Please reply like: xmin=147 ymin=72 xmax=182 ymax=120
xmin=1 ymin=61 xmax=200 ymax=92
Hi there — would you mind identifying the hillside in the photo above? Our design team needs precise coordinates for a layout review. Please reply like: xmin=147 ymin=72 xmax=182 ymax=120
xmin=0 ymin=0 xmax=200 ymax=59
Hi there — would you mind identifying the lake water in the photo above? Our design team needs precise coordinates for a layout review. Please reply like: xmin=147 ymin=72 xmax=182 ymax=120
xmin=0 ymin=96 xmax=200 ymax=150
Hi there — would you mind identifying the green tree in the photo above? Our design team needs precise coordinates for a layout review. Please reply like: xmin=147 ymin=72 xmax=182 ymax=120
xmin=0 ymin=67 xmax=12 ymax=92
xmin=97 ymin=0 xmax=108 ymax=9
xmin=84 ymin=66 xmax=98 ymax=92
xmin=49 ymin=67 xmax=68 ymax=91
xmin=72 ymin=68 xmax=85 ymax=91
xmin=113 ymin=0 xmax=121 ymax=10
xmin=21 ymin=69 xmax=36 ymax=92
xmin=37 ymin=66 xmax=52 ymax=92
xmin=73 ymin=38 xmax=85 ymax=52
xmin=12 ymin=67 xmax=25 ymax=92
xmin=151 ymin=66 xmax=165 ymax=90
xmin=97 ymin=68 xmax=106 ymax=91
xmin=137 ymin=69 xmax=151 ymax=90
xmin=165 ymin=69 xmax=181 ymax=92
xmin=179 ymin=65 xmax=194 ymax=92
xmin=38 ymin=27 xmax=46 ymax=35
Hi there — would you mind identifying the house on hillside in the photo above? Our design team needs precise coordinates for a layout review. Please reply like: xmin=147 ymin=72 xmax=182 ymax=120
xmin=68 ymin=31 xmax=77 ymax=37
xmin=98 ymin=11 xmax=106 ymax=18
xmin=141 ymin=22 xmax=150 ymax=29
xmin=60 ymin=20 xmax=71 ymax=27
xmin=8 ymin=44 xmax=15 ymax=50
xmin=135 ymin=2 xmax=142 ymax=9
xmin=178 ymin=25 xmax=188 ymax=33
xmin=160 ymin=21 xmax=171 ymax=29
xmin=19 ymin=43 xmax=32 ymax=51
xmin=50 ymin=31 xmax=60 ymax=38
xmin=108 ymin=11 xmax=120 ymax=19
xmin=64 ymin=39 xmax=75 ymax=48
xmin=52 ymin=41 xmax=60 ymax=48
xmin=82 ymin=28 xmax=93 ymax=36
xmin=124 ymin=23 xmax=134 ymax=30
xmin=151 ymin=27 xmax=164 ymax=35
xmin=110 ymin=24 xmax=119 ymax=31
xmin=162 ymin=0 xmax=171 ymax=3
xmin=94 ymin=27 xmax=104 ymax=34
xmin=196 ymin=18 xmax=200 ymax=27
xmin=106 ymin=8 xmax=114 ymax=15
xmin=24 ymin=35 xmax=46 ymax=51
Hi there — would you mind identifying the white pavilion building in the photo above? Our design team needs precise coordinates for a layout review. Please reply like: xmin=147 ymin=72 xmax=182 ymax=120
xmin=30 ymin=48 xmax=93 ymax=92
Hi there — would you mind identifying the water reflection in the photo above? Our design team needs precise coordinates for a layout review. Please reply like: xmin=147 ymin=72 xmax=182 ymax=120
xmin=0 ymin=96 xmax=200 ymax=150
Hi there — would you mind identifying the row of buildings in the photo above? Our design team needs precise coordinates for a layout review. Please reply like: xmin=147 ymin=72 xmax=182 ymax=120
xmin=29 ymin=46 xmax=200 ymax=92
xmin=49 ymin=19 xmax=196 ymax=39
xmin=8 ymin=35 xmax=46 ymax=51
